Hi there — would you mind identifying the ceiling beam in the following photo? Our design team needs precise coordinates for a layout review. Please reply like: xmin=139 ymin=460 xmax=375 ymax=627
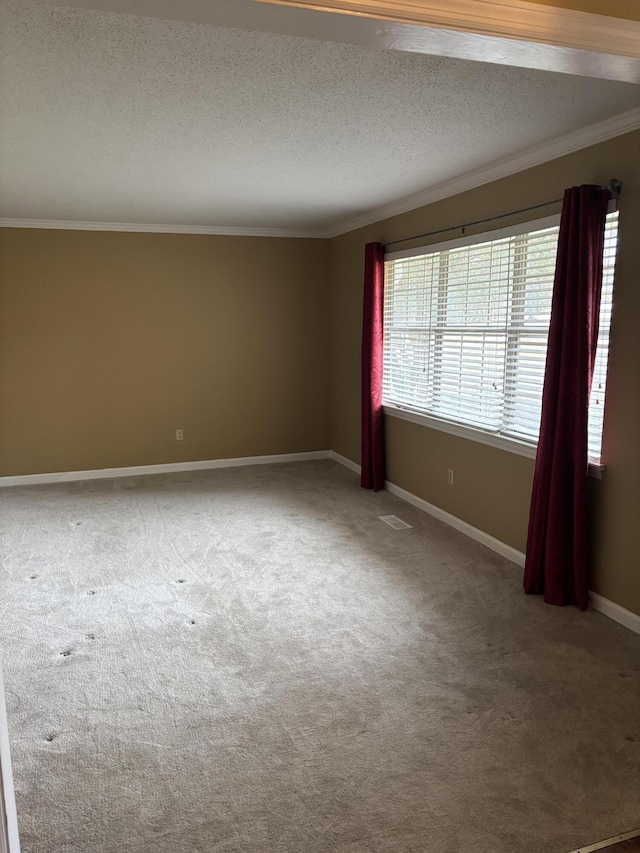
xmin=525 ymin=0 xmax=640 ymax=21
xmin=26 ymin=0 xmax=640 ymax=82
xmin=251 ymin=0 xmax=640 ymax=58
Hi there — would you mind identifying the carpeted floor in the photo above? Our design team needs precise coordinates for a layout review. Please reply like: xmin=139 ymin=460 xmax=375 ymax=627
xmin=0 ymin=460 xmax=639 ymax=853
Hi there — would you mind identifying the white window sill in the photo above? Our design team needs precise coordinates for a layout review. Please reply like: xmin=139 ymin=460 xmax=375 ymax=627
xmin=382 ymin=403 xmax=604 ymax=480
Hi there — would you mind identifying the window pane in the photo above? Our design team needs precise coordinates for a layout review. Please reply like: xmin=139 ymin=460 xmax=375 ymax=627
xmin=383 ymin=330 xmax=434 ymax=410
xmin=383 ymin=212 xmax=619 ymax=464
xmin=445 ymin=240 xmax=511 ymax=327
xmin=433 ymin=332 xmax=505 ymax=429
xmin=588 ymin=212 xmax=618 ymax=462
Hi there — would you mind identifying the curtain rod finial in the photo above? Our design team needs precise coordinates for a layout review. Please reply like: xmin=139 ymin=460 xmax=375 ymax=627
xmin=606 ymin=178 xmax=622 ymax=198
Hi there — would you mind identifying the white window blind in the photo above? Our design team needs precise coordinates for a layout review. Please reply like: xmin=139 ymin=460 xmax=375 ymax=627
xmin=383 ymin=211 xmax=618 ymax=463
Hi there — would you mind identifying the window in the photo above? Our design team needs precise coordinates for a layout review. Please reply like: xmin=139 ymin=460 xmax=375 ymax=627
xmin=382 ymin=211 xmax=619 ymax=464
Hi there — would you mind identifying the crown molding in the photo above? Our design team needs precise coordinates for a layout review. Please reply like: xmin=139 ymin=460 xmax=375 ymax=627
xmin=258 ymin=0 xmax=640 ymax=58
xmin=0 ymin=219 xmax=325 ymax=239
xmin=324 ymin=106 xmax=640 ymax=238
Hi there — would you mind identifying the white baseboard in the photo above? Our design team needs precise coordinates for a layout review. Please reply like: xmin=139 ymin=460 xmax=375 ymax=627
xmin=384 ymin=480 xmax=527 ymax=568
xmin=329 ymin=450 xmax=361 ymax=475
xmin=328 ymin=450 xmax=525 ymax=566
xmin=588 ymin=592 xmax=640 ymax=635
xmin=328 ymin=451 xmax=640 ymax=635
xmin=0 ymin=450 xmax=332 ymax=488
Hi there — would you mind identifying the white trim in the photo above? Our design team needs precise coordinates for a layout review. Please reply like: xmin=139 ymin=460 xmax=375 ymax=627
xmin=325 ymin=107 xmax=640 ymax=238
xmin=330 ymin=450 xmax=525 ymax=564
xmin=0 ymin=451 xmax=332 ymax=488
xmin=0 ymin=663 xmax=20 ymax=853
xmin=589 ymin=592 xmax=640 ymax=636
xmin=329 ymin=451 xmax=638 ymax=633
xmin=0 ymin=219 xmax=324 ymax=239
xmin=383 ymin=404 xmax=538 ymax=460
xmin=329 ymin=451 xmax=527 ymax=564
xmin=569 ymin=828 xmax=640 ymax=853
xmin=329 ymin=450 xmax=362 ymax=474
xmin=263 ymin=0 xmax=640 ymax=58
xmin=385 ymin=214 xmax=560 ymax=260
xmin=385 ymin=480 xmax=527 ymax=566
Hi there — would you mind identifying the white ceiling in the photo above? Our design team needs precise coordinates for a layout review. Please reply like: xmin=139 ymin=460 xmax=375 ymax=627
xmin=1 ymin=0 xmax=639 ymax=234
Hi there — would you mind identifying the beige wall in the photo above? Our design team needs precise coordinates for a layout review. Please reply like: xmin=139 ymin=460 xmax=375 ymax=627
xmin=330 ymin=130 xmax=640 ymax=616
xmin=526 ymin=0 xmax=640 ymax=20
xmin=0 ymin=230 xmax=330 ymax=475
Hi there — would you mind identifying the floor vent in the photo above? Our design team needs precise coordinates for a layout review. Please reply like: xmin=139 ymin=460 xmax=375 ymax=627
xmin=379 ymin=515 xmax=412 ymax=530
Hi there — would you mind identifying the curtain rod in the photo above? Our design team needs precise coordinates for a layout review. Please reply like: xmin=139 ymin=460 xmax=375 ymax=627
xmin=384 ymin=178 xmax=622 ymax=249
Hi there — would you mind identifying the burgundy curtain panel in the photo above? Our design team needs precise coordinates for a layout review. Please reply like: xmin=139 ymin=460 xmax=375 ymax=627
xmin=524 ymin=185 xmax=611 ymax=610
xmin=361 ymin=242 xmax=386 ymax=491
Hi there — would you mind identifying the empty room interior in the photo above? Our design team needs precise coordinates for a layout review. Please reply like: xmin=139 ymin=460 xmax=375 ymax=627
xmin=1 ymin=1 xmax=640 ymax=851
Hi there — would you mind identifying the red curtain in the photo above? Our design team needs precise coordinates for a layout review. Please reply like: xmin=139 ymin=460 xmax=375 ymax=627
xmin=524 ymin=185 xmax=610 ymax=610
xmin=361 ymin=242 xmax=386 ymax=491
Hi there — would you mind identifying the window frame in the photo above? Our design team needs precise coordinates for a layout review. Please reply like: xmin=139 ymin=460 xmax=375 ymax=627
xmin=383 ymin=210 xmax=617 ymax=479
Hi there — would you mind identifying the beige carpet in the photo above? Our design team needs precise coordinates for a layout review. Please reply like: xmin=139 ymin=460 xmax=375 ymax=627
xmin=0 ymin=460 xmax=638 ymax=853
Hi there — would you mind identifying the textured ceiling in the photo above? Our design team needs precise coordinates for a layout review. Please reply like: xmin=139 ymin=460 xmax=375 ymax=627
xmin=0 ymin=0 xmax=639 ymax=232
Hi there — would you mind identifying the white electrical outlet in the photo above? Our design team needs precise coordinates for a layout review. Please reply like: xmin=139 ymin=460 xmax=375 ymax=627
xmin=448 ymin=468 xmax=454 ymax=485
xmin=176 ymin=429 xmax=184 ymax=441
